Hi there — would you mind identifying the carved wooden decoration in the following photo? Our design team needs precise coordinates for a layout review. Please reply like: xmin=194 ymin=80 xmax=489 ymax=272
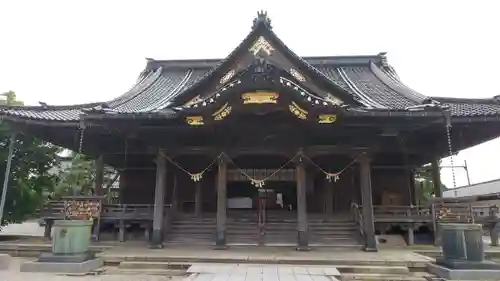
xmin=186 ymin=116 xmax=204 ymax=126
xmin=290 ymin=68 xmax=306 ymax=82
xmin=325 ymin=93 xmax=343 ymax=105
xmin=249 ymin=36 xmax=275 ymax=56
xmin=213 ymin=102 xmax=232 ymax=121
xmin=241 ymin=92 xmax=279 ymax=104
xmin=318 ymin=114 xmax=337 ymax=124
xmin=220 ymin=69 xmax=235 ymax=84
xmin=289 ymin=101 xmax=308 ymax=120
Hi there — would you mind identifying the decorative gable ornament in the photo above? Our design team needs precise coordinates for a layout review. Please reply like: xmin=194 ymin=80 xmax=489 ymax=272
xmin=220 ymin=69 xmax=235 ymax=85
xmin=325 ymin=93 xmax=344 ymax=106
xmin=249 ymin=36 xmax=275 ymax=56
xmin=289 ymin=68 xmax=306 ymax=82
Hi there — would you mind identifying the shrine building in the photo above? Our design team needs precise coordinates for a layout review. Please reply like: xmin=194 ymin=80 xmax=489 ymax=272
xmin=2 ymin=12 xmax=500 ymax=250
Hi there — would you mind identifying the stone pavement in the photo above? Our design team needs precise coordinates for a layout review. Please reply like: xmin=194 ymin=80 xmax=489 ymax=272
xmin=188 ymin=264 xmax=340 ymax=281
xmin=2 ymin=257 xmax=186 ymax=281
xmin=100 ymin=246 xmax=433 ymax=268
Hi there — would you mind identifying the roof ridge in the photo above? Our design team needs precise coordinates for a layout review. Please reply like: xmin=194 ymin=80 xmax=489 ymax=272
xmin=432 ymin=96 xmax=498 ymax=104
xmin=0 ymin=102 xmax=101 ymax=111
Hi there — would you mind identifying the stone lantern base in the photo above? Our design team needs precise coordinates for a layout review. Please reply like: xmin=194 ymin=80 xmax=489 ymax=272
xmin=20 ymin=220 xmax=103 ymax=274
xmin=427 ymin=223 xmax=500 ymax=280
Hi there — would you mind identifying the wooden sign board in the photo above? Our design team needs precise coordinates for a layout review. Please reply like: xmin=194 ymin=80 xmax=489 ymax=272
xmin=62 ymin=196 xmax=103 ymax=220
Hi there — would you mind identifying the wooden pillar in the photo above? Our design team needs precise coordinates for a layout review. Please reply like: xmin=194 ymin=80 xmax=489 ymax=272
xmin=215 ymin=156 xmax=227 ymax=248
xmin=431 ymin=158 xmax=442 ymax=198
xmin=94 ymin=155 xmax=104 ymax=196
xmin=324 ymin=180 xmax=334 ymax=215
xmin=359 ymin=153 xmax=377 ymax=252
xmin=194 ymin=181 xmax=203 ymax=216
xmin=296 ymin=154 xmax=309 ymax=250
xmin=150 ymin=149 xmax=167 ymax=248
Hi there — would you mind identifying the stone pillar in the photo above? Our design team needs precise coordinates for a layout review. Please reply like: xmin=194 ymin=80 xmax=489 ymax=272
xmin=150 ymin=149 xmax=167 ymax=248
xmin=324 ymin=180 xmax=334 ymax=215
xmin=215 ymin=156 xmax=227 ymax=248
xmin=359 ymin=153 xmax=377 ymax=252
xmin=94 ymin=155 xmax=104 ymax=196
xmin=431 ymin=158 xmax=442 ymax=198
xmin=491 ymin=222 xmax=499 ymax=247
xmin=408 ymin=224 xmax=415 ymax=246
xmin=194 ymin=181 xmax=203 ymax=217
xmin=296 ymin=154 xmax=309 ymax=250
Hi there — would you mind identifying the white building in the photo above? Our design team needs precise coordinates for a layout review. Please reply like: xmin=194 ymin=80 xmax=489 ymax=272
xmin=443 ymin=178 xmax=500 ymax=198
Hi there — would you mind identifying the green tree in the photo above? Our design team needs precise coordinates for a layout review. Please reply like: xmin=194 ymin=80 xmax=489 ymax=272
xmin=52 ymin=152 xmax=116 ymax=198
xmin=414 ymin=162 xmax=448 ymax=204
xmin=0 ymin=91 xmax=60 ymax=225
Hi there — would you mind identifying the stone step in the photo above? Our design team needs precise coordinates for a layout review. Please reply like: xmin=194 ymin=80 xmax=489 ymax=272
xmin=119 ymin=261 xmax=190 ymax=270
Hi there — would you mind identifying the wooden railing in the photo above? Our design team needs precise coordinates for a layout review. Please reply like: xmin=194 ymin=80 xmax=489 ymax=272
xmin=40 ymin=201 xmax=172 ymax=241
xmin=350 ymin=203 xmax=364 ymax=237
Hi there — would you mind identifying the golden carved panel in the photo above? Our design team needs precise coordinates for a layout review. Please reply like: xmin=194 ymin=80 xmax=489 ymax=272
xmin=186 ymin=116 xmax=204 ymax=126
xmin=249 ymin=36 xmax=275 ymax=56
xmin=318 ymin=114 xmax=337 ymax=124
xmin=241 ymin=92 xmax=279 ymax=104
xmin=213 ymin=102 xmax=232 ymax=121
xmin=289 ymin=101 xmax=308 ymax=120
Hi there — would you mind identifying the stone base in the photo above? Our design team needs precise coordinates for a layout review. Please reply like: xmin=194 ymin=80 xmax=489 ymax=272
xmin=436 ymin=258 xmax=500 ymax=270
xmin=20 ymin=257 xmax=103 ymax=274
xmin=38 ymin=252 xmax=95 ymax=263
xmin=297 ymin=230 xmax=309 ymax=251
xmin=0 ymin=254 xmax=11 ymax=270
xmin=427 ymin=262 xmax=500 ymax=280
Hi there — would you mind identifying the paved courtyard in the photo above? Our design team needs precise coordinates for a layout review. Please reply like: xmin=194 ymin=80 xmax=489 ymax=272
xmin=3 ymin=257 xmax=185 ymax=281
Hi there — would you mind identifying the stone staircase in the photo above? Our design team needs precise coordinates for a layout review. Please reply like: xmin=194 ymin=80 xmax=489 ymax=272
xmin=165 ymin=214 xmax=216 ymax=246
xmin=166 ymin=211 xmax=362 ymax=248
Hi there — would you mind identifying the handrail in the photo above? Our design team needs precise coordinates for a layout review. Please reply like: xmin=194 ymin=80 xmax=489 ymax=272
xmin=350 ymin=202 xmax=364 ymax=237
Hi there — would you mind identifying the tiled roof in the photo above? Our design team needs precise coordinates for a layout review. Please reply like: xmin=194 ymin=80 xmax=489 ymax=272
xmin=433 ymin=97 xmax=500 ymax=116
xmin=0 ymin=103 xmax=100 ymax=122
xmin=1 ymin=59 xmax=499 ymax=122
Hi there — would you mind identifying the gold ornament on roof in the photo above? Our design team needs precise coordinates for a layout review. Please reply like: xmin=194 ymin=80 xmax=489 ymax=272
xmin=186 ymin=116 xmax=204 ymax=126
xmin=318 ymin=114 xmax=337 ymax=124
xmin=241 ymin=92 xmax=279 ymax=104
xmin=213 ymin=102 xmax=232 ymax=121
xmin=289 ymin=101 xmax=308 ymax=120
xmin=220 ymin=69 xmax=235 ymax=84
xmin=249 ymin=36 xmax=275 ymax=56
xmin=290 ymin=68 xmax=306 ymax=82
xmin=325 ymin=93 xmax=343 ymax=105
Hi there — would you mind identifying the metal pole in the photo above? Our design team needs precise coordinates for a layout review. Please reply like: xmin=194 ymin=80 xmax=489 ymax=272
xmin=0 ymin=133 xmax=16 ymax=224
xmin=464 ymin=160 xmax=471 ymax=186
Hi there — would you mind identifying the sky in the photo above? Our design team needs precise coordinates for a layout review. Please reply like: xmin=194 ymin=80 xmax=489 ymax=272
xmin=0 ymin=0 xmax=499 ymax=188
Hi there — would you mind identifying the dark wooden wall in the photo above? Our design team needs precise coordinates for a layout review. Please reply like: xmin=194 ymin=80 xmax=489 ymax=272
xmin=119 ymin=164 xmax=413 ymax=210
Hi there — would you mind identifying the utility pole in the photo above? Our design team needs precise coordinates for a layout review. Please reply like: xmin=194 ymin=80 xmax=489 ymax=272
xmin=0 ymin=133 xmax=16 ymax=224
